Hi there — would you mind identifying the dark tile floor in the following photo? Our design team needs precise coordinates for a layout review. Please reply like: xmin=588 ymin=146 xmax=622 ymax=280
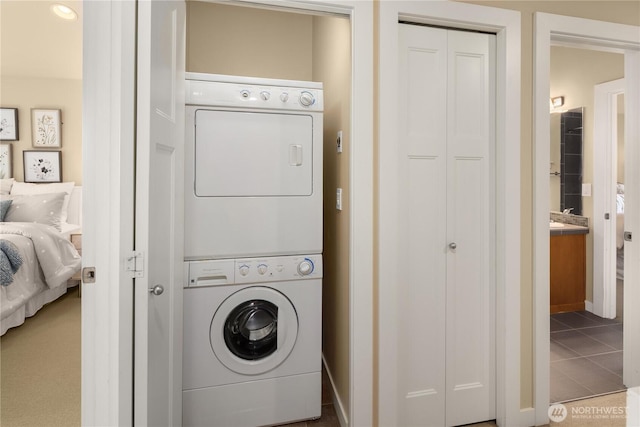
xmin=550 ymin=310 xmax=625 ymax=403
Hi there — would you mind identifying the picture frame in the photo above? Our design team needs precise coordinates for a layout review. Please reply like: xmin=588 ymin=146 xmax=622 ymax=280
xmin=23 ymin=150 xmax=62 ymax=183
xmin=0 ymin=143 xmax=12 ymax=179
xmin=31 ymin=108 xmax=61 ymax=147
xmin=0 ymin=108 xmax=19 ymax=141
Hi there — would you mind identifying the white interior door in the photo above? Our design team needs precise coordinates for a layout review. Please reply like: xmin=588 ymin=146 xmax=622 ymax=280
xmin=593 ymin=78 xmax=624 ymax=319
xmin=134 ymin=1 xmax=185 ymax=425
xmin=397 ymin=23 xmax=496 ymax=427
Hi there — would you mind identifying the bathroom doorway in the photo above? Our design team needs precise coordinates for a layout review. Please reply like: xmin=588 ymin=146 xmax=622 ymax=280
xmin=548 ymin=45 xmax=626 ymax=404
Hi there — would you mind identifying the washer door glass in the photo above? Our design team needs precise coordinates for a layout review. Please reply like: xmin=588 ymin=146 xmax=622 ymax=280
xmin=224 ymin=300 xmax=278 ymax=361
xmin=211 ymin=286 xmax=298 ymax=375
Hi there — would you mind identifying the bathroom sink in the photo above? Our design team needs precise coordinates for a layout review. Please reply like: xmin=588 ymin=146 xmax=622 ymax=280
xmin=549 ymin=222 xmax=565 ymax=228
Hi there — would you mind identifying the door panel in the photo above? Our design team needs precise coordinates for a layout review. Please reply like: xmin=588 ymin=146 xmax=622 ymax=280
xmin=398 ymin=23 xmax=496 ymax=427
xmin=446 ymin=30 xmax=496 ymax=427
xmin=135 ymin=1 xmax=185 ymax=425
xmin=398 ymin=24 xmax=447 ymax=427
xmin=194 ymin=110 xmax=313 ymax=197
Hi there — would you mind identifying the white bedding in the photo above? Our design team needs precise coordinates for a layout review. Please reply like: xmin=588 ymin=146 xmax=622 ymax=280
xmin=1 ymin=222 xmax=81 ymax=335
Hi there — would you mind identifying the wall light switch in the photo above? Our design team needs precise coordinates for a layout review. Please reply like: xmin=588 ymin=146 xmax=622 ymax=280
xmin=582 ymin=183 xmax=592 ymax=197
xmin=336 ymin=131 xmax=343 ymax=153
xmin=336 ymin=188 xmax=343 ymax=211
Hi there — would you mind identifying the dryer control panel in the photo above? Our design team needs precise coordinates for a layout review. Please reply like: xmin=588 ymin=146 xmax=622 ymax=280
xmin=185 ymin=254 xmax=322 ymax=288
xmin=185 ymin=73 xmax=323 ymax=112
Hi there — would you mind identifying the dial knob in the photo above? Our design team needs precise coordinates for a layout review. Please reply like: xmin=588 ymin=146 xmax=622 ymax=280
xmin=257 ymin=264 xmax=268 ymax=275
xmin=240 ymin=90 xmax=250 ymax=99
xmin=280 ymin=92 xmax=289 ymax=102
xmin=297 ymin=259 xmax=314 ymax=276
xmin=239 ymin=265 xmax=250 ymax=276
xmin=299 ymin=91 xmax=315 ymax=107
xmin=260 ymin=91 xmax=270 ymax=101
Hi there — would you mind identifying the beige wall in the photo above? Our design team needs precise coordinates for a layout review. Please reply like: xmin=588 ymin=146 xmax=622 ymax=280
xmin=0 ymin=76 xmax=82 ymax=184
xmin=550 ymin=46 xmax=624 ymax=303
xmin=186 ymin=1 xmax=353 ymax=419
xmin=312 ymin=14 xmax=352 ymax=416
xmin=457 ymin=0 xmax=639 ymax=410
xmin=186 ymin=2 xmax=313 ymax=80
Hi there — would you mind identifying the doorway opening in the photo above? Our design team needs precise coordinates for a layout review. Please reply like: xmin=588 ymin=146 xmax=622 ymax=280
xmin=548 ymin=45 xmax=625 ymax=404
xmin=533 ymin=12 xmax=640 ymax=425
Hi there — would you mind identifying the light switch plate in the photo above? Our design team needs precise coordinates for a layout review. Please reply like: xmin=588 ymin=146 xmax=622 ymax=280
xmin=336 ymin=188 xmax=342 ymax=210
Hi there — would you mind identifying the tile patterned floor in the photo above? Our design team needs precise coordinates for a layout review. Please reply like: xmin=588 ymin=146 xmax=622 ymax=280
xmin=550 ymin=310 xmax=625 ymax=403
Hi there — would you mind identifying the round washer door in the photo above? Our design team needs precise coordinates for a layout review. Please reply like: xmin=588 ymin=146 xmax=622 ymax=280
xmin=210 ymin=286 xmax=298 ymax=375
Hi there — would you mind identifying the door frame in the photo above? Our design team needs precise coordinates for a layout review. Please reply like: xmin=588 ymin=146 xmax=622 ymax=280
xmin=593 ymin=78 xmax=625 ymax=319
xmin=82 ymin=1 xmax=136 ymax=425
xmin=533 ymin=12 xmax=640 ymax=425
xmin=82 ymin=0 xmax=374 ymax=425
xmin=378 ymin=2 xmax=522 ymax=426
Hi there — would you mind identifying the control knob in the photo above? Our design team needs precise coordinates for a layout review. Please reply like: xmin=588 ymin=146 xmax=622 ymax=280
xmin=240 ymin=90 xmax=250 ymax=99
xmin=239 ymin=265 xmax=250 ymax=276
xmin=299 ymin=91 xmax=315 ymax=107
xmin=257 ymin=264 xmax=268 ymax=275
xmin=260 ymin=91 xmax=270 ymax=101
xmin=297 ymin=259 xmax=314 ymax=276
xmin=280 ymin=92 xmax=289 ymax=102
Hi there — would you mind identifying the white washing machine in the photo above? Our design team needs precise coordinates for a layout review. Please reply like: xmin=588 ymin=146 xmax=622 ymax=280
xmin=184 ymin=73 xmax=323 ymax=260
xmin=182 ymin=254 xmax=322 ymax=427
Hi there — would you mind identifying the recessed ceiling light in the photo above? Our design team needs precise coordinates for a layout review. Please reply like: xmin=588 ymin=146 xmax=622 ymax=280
xmin=51 ymin=4 xmax=78 ymax=21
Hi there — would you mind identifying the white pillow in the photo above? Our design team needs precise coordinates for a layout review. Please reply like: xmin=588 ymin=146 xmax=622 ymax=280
xmin=1 ymin=178 xmax=14 ymax=195
xmin=4 ymin=193 xmax=66 ymax=231
xmin=10 ymin=181 xmax=75 ymax=224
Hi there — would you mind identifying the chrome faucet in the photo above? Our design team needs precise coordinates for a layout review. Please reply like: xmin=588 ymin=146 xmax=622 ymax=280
xmin=562 ymin=208 xmax=574 ymax=214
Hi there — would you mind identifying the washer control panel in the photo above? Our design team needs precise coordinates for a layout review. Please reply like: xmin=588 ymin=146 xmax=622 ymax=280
xmin=185 ymin=254 xmax=322 ymax=287
xmin=235 ymin=254 xmax=322 ymax=284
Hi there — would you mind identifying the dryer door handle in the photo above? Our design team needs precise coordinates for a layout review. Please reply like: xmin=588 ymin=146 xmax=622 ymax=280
xmin=289 ymin=145 xmax=303 ymax=166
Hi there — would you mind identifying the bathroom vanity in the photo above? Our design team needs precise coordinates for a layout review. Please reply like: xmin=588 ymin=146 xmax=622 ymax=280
xmin=550 ymin=223 xmax=588 ymax=313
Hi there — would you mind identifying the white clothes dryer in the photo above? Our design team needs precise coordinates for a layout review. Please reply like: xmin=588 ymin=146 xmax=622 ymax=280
xmin=184 ymin=73 xmax=323 ymax=260
xmin=182 ymin=254 xmax=322 ymax=427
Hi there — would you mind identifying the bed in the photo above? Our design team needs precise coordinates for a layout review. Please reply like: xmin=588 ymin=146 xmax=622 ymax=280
xmin=616 ymin=183 xmax=625 ymax=280
xmin=1 ymin=180 xmax=82 ymax=335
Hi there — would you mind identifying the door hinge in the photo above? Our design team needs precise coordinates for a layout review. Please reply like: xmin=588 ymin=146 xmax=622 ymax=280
xmin=125 ymin=251 xmax=144 ymax=278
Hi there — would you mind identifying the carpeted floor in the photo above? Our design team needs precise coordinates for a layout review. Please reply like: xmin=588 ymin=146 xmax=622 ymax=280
xmin=0 ymin=288 xmax=81 ymax=427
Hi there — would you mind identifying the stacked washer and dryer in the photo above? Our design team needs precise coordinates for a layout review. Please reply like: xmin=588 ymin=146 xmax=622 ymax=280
xmin=182 ymin=73 xmax=324 ymax=427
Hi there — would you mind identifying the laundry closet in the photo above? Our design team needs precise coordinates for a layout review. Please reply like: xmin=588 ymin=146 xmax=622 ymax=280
xmin=184 ymin=1 xmax=352 ymax=423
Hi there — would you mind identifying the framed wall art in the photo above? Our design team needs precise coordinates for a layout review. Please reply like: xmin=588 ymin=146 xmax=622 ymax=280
xmin=23 ymin=150 xmax=62 ymax=183
xmin=31 ymin=109 xmax=62 ymax=147
xmin=0 ymin=143 xmax=12 ymax=178
xmin=0 ymin=108 xmax=19 ymax=141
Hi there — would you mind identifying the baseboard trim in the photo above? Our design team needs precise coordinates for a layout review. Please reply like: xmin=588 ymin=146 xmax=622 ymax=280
xmin=322 ymin=355 xmax=349 ymax=427
xmin=520 ymin=407 xmax=536 ymax=426
xmin=585 ymin=300 xmax=594 ymax=313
